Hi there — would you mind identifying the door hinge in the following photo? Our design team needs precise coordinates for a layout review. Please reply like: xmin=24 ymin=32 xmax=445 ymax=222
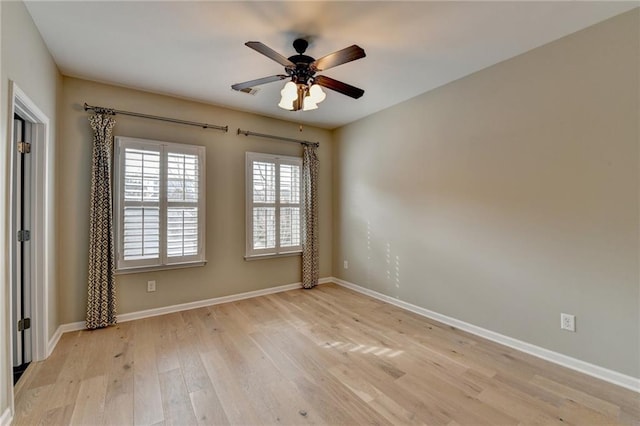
xmin=18 ymin=141 xmax=31 ymax=154
xmin=17 ymin=318 xmax=31 ymax=332
xmin=17 ymin=230 xmax=30 ymax=242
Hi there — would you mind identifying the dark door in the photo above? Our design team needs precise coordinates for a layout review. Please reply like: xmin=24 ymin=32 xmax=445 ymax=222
xmin=12 ymin=113 xmax=32 ymax=384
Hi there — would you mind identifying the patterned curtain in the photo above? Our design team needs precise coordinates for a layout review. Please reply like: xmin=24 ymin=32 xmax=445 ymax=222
xmin=302 ymin=144 xmax=319 ymax=289
xmin=86 ymin=114 xmax=117 ymax=329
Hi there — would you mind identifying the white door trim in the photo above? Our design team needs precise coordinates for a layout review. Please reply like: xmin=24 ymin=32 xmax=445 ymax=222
xmin=8 ymin=81 xmax=50 ymax=364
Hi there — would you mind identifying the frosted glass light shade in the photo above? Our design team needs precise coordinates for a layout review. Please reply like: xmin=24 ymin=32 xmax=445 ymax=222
xmin=281 ymin=81 xmax=297 ymax=99
xmin=278 ymin=81 xmax=298 ymax=110
xmin=278 ymin=82 xmax=325 ymax=111
xmin=278 ymin=97 xmax=295 ymax=110
xmin=309 ymin=84 xmax=326 ymax=103
xmin=302 ymin=99 xmax=318 ymax=111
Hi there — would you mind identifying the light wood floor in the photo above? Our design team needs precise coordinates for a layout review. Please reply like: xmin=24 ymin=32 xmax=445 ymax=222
xmin=13 ymin=283 xmax=640 ymax=425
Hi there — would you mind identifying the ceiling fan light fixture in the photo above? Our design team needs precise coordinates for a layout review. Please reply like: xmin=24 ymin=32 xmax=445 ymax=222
xmin=309 ymin=84 xmax=326 ymax=104
xmin=233 ymin=39 xmax=365 ymax=112
xmin=281 ymin=81 xmax=297 ymax=98
xmin=302 ymin=99 xmax=318 ymax=111
xmin=278 ymin=81 xmax=298 ymax=110
xmin=278 ymin=96 xmax=295 ymax=110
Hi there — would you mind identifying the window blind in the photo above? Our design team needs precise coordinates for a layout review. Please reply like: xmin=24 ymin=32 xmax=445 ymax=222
xmin=115 ymin=137 xmax=206 ymax=271
xmin=246 ymin=152 xmax=302 ymax=257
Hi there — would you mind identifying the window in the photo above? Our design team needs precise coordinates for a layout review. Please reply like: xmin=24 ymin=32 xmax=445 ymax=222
xmin=114 ymin=136 xmax=206 ymax=272
xmin=246 ymin=152 xmax=302 ymax=258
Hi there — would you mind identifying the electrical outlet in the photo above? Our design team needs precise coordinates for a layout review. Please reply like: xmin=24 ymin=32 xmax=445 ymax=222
xmin=344 ymin=260 xmax=349 ymax=269
xmin=147 ymin=280 xmax=156 ymax=292
xmin=560 ymin=313 xmax=575 ymax=332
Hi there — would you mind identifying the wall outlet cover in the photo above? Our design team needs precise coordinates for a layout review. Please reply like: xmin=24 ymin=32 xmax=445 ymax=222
xmin=561 ymin=313 xmax=575 ymax=332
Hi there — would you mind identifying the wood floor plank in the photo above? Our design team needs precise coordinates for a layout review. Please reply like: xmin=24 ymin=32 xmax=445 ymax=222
xmin=23 ymin=332 xmax=81 ymax=393
xmin=530 ymin=374 xmax=621 ymax=419
xmin=69 ymin=375 xmax=107 ymax=425
xmin=38 ymin=403 xmax=75 ymax=426
xmin=103 ymin=392 xmax=134 ymax=426
xmin=103 ymin=323 xmax=135 ymax=426
xmin=175 ymin=311 xmax=214 ymax=394
xmin=206 ymin=312 xmax=317 ymax=424
xmin=199 ymin=347 xmax=263 ymax=425
xmin=12 ymin=283 xmax=639 ymax=425
xmin=12 ymin=384 xmax=55 ymax=426
xmin=158 ymin=368 xmax=197 ymax=426
xmin=43 ymin=331 xmax=96 ymax=411
xmin=133 ymin=318 xmax=164 ymax=426
xmin=264 ymin=327 xmax=393 ymax=425
xmin=189 ymin=388 xmax=230 ymax=426
xmin=104 ymin=323 xmax=135 ymax=401
xmin=154 ymin=313 xmax=181 ymax=374
xmin=477 ymin=387 xmax=565 ymax=426
xmin=328 ymin=362 xmax=423 ymax=425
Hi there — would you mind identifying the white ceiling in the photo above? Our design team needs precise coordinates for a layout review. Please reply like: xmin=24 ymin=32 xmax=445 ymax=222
xmin=25 ymin=1 xmax=637 ymax=129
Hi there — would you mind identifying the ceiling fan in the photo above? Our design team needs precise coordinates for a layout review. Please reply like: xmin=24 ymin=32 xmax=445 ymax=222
xmin=231 ymin=38 xmax=366 ymax=111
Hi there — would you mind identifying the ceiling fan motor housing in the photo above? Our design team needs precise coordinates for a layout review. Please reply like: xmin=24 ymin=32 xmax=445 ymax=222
xmin=286 ymin=55 xmax=316 ymax=84
xmin=286 ymin=39 xmax=317 ymax=85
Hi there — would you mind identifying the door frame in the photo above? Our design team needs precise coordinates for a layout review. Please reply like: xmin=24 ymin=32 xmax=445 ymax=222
xmin=8 ymin=81 xmax=50 ymax=366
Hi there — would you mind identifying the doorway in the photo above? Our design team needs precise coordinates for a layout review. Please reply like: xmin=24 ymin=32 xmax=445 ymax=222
xmin=11 ymin=114 xmax=32 ymax=384
xmin=8 ymin=82 xmax=51 ymax=388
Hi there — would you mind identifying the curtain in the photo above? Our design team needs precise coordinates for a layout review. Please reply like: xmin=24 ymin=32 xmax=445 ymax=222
xmin=86 ymin=114 xmax=117 ymax=329
xmin=302 ymin=144 xmax=319 ymax=289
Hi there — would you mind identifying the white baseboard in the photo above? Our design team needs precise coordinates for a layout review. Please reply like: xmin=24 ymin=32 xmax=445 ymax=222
xmin=332 ymin=277 xmax=640 ymax=393
xmin=118 ymin=277 xmax=332 ymax=323
xmin=47 ymin=319 xmax=87 ymax=356
xmin=49 ymin=277 xmax=332 ymax=353
xmin=47 ymin=326 xmax=63 ymax=357
xmin=0 ymin=407 xmax=12 ymax=426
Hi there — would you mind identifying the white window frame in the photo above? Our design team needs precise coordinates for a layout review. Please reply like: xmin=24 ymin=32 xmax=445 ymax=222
xmin=245 ymin=152 xmax=303 ymax=259
xmin=114 ymin=136 xmax=206 ymax=273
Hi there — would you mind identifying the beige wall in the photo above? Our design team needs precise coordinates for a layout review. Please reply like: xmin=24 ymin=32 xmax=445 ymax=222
xmin=0 ymin=0 xmax=61 ymax=420
xmin=58 ymin=77 xmax=332 ymax=324
xmin=333 ymin=9 xmax=639 ymax=378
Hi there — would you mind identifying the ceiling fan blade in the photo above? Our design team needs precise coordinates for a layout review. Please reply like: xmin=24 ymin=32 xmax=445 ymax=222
xmin=245 ymin=42 xmax=295 ymax=67
xmin=311 ymin=45 xmax=366 ymax=72
xmin=231 ymin=75 xmax=288 ymax=91
xmin=314 ymin=75 xmax=364 ymax=99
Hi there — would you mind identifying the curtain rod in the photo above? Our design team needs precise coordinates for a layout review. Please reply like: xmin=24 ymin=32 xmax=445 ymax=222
xmin=237 ymin=128 xmax=319 ymax=147
xmin=84 ymin=103 xmax=228 ymax=132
